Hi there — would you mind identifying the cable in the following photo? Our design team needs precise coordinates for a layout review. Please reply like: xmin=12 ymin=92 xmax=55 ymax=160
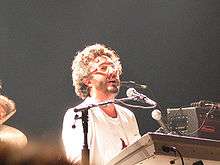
xmin=182 ymin=104 xmax=215 ymax=136
xmin=175 ymin=148 xmax=184 ymax=165
xmin=162 ymin=146 xmax=184 ymax=165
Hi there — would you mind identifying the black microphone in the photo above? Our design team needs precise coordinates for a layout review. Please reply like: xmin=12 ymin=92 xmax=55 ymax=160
xmin=126 ymin=88 xmax=157 ymax=106
xmin=121 ymin=81 xmax=148 ymax=89
xmin=151 ymin=109 xmax=170 ymax=134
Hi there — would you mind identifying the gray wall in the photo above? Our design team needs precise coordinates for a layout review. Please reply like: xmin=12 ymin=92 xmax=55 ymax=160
xmin=0 ymin=0 xmax=219 ymax=143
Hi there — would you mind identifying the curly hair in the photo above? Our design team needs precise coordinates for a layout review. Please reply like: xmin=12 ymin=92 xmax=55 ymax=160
xmin=71 ymin=44 xmax=122 ymax=99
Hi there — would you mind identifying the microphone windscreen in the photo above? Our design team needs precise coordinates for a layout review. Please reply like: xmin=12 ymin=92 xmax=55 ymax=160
xmin=126 ymin=88 xmax=136 ymax=98
xmin=151 ymin=109 xmax=162 ymax=121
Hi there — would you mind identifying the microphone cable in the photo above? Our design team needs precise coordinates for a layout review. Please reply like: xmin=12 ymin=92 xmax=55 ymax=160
xmin=182 ymin=104 xmax=216 ymax=136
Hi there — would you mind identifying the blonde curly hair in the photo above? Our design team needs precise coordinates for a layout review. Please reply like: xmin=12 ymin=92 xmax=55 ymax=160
xmin=71 ymin=44 xmax=122 ymax=99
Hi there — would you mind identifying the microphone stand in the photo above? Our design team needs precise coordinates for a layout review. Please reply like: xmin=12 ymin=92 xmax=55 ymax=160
xmin=81 ymin=109 xmax=89 ymax=165
xmin=73 ymin=97 xmax=132 ymax=165
xmin=74 ymin=100 xmax=115 ymax=165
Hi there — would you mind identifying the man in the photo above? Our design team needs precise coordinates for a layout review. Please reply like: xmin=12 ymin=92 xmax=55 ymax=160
xmin=62 ymin=44 xmax=141 ymax=165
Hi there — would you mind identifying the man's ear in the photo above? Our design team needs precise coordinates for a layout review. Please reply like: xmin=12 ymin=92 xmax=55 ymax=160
xmin=82 ymin=77 xmax=92 ymax=87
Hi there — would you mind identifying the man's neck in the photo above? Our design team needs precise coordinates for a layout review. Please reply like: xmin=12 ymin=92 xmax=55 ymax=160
xmin=91 ymin=92 xmax=115 ymax=102
xmin=90 ymin=95 xmax=117 ymax=118
xmin=100 ymin=103 xmax=117 ymax=118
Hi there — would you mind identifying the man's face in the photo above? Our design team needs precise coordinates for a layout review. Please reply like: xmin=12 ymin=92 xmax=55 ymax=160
xmin=86 ymin=56 xmax=121 ymax=97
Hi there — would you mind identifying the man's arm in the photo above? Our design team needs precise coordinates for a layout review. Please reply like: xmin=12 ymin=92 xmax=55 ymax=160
xmin=62 ymin=109 xmax=83 ymax=163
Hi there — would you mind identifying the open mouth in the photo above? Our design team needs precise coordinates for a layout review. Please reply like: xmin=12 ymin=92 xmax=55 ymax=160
xmin=107 ymin=80 xmax=119 ymax=85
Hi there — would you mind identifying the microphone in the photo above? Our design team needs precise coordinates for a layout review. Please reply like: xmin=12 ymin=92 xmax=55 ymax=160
xmin=191 ymin=100 xmax=220 ymax=109
xmin=126 ymin=88 xmax=157 ymax=106
xmin=151 ymin=109 xmax=170 ymax=134
xmin=121 ymin=81 xmax=148 ymax=89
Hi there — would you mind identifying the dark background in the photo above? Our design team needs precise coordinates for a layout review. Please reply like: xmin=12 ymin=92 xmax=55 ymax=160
xmin=0 ymin=0 xmax=219 ymax=145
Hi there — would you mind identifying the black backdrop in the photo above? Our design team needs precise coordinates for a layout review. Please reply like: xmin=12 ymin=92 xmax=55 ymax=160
xmin=0 ymin=0 xmax=219 ymax=144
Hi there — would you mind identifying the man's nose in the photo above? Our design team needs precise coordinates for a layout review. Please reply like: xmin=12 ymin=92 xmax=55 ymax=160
xmin=107 ymin=67 xmax=118 ymax=75
xmin=108 ymin=67 xmax=115 ymax=73
xmin=107 ymin=67 xmax=119 ymax=78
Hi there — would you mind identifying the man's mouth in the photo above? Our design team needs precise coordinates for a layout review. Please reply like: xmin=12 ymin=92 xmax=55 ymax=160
xmin=107 ymin=80 xmax=119 ymax=85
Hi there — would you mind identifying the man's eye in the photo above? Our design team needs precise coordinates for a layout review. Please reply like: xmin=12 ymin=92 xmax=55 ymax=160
xmin=99 ymin=66 xmax=108 ymax=71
